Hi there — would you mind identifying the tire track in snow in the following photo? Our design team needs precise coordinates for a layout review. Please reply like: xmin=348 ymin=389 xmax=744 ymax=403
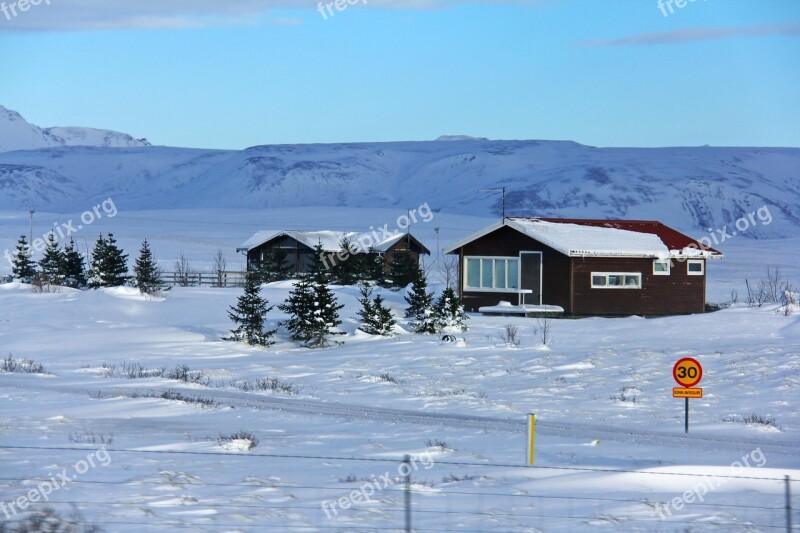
xmin=4 ymin=377 xmax=798 ymax=458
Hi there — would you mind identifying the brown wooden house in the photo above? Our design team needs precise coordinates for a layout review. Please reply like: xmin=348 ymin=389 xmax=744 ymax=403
xmin=239 ymin=230 xmax=430 ymax=275
xmin=443 ymin=218 xmax=722 ymax=317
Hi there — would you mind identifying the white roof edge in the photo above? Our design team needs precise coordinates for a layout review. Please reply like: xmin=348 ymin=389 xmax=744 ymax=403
xmin=442 ymin=220 xmax=506 ymax=254
xmin=444 ymin=219 xmax=725 ymax=258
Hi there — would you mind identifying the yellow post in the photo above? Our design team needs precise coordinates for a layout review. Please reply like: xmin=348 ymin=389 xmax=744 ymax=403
xmin=527 ymin=413 xmax=535 ymax=465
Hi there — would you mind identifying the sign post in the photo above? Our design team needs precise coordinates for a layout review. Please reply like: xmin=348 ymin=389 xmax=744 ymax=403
xmin=672 ymin=358 xmax=703 ymax=433
xmin=526 ymin=413 xmax=535 ymax=465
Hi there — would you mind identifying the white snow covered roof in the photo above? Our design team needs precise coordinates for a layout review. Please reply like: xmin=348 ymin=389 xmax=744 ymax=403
xmin=444 ymin=218 xmax=723 ymax=259
xmin=240 ymin=230 xmax=421 ymax=254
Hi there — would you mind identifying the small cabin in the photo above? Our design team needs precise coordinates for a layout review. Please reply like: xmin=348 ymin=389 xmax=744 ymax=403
xmin=443 ymin=217 xmax=723 ymax=317
xmin=238 ymin=230 xmax=430 ymax=275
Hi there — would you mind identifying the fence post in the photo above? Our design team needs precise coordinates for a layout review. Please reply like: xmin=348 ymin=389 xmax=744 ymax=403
xmin=787 ymin=475 xmax=793 ymax=533
xmin=404 ymin=455 xmax=412 ymax=533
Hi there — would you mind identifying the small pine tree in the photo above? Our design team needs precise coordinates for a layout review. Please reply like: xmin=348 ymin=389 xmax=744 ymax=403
xmin=226 ymin=274 xmax=276 ymax=346
xmin=331 ymin=237 xmax=358 ymax=286
xmin=356 ymin=283 xmax=396 ymax=336
xmin=434 ymin=286 xmax=468 ymax=332
xmin=388 ymin=250 xmax=419 ymax=289
xmin=61 ymin=238 xmax=87 ymax=289
xmin=357 ymin=246 xmax=386 ymax=284
xmin=10 ymin=235 xmax=36 ymax=282
xmin=307 ymin=242 xmax=329 ymax=278
xmin=308 ymin=267 xmax=345 ymax=347
xmin=280 ymin=263 xmax=345 ymax=348
xmin=257 ymin=248 xmax=293 ymax=283
xmin=279 ymin=274 xmax=316 ymax=345
xmin=405 ymin=267 xmax=437 ymax=333
xmin=133 ymin=239 xmax=163 ymax=295
xmin=39 ymin=233 xmax=65 ymax=285
xmin=88 ymin=233 xmax=129 ymax=288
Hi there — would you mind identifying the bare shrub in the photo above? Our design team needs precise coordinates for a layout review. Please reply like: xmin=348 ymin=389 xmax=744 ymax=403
xmin=0 ymin=507 xmax=105 ymax=533
xmin=377 ymin=371 xmax=398 ymax=384
xmin=235 ymin=377 xmax=299 ymax=395
xmin=213 ymin=249 xmax=227 ymax=287
xmin=499 ymin=324 xmax=521 ymax=348
xmin=534 ymin=317 xmax=552 ymax=346
xmin=438 ymin=255 xmax=459 ymax=289
xmin=723 ymin=413 xmax=780 ymax=429
xmin=119 ymin=361 xmax=165 ymax=379
xmin=167 ymin=364 xmax=210 ymax=386
xmin=425 ymin=438 xmax=450 ymax=451
xmin=1 ymin=354 xmax=45 ymax=374
xmin=174 ymin=252 xmax=197 ymax=287
xmin=68 ymin=429 xmax=114 ymax=445
xmin=218 ymin=431 xmax=258 ymax=450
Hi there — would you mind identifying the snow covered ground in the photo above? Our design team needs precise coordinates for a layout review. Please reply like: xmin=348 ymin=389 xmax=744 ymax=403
xmin=0 ymin=207 xmax=798 ymax=532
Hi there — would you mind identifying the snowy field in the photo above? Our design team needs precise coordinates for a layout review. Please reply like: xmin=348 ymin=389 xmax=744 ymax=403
xmin=0 ymin=207 xmax=798 ymax=532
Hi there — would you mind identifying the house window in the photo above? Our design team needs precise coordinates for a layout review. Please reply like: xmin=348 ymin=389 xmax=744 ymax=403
xmin=653 ymin=260 xmax=671 ymax=275
xmin=591 ymin=272 xmax=642 ymax=289
xmin=465 ymin=257 xmax=519 ymax=291
xmin=687 ymin=260 xmax=704 ymax=276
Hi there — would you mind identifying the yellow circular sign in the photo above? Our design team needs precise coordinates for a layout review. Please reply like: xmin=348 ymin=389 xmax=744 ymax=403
xmin=673 ymin=358 xmax=703 ymax=388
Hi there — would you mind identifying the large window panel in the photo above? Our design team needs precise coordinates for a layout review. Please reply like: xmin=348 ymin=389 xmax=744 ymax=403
xmin=464 ymin=257 xmax=520 ymax=291
xmin=481 ymin=259 xmax=493 ymax=288
xmin=466 ymin=258 xmax=480 ymax=288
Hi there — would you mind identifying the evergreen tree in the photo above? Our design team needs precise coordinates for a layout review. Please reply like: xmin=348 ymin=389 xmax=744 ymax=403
xmin=307 ymin=242 xmax=328 ymax=278
xmin=88 ymin=233 xmax=129 ymax=288
xmin=133 ymin=239 xmax=163 ymax=295
xmin=225 ymin=274 xmax=276 ymax=346
xmin=280 ymin=262 xmax=345 ymax=348
xmin=434 ymin=286 xmax=468 ymax=332
xmin=356 ymin=283 xmax=396 ymax=336
xmin=388 ymin=250 xmax=419 ymax=289
xmin=357 ymin=246 xmax=386 ymax=285
xmin=257 ymin=248 xmax=293 ymax=283
xmin=279 ymin=274 xmax=316 ymax=345
xmin=404 ymin=267 xmax=437 ymax=333
xmin=331 ymin=237 xmax=358 ymax=286
xmin=10 ymin=235 xmax=36 ymax=282
xmin=39 ymin=233 xmax=65 ymax=285
xmin=61 ymin=238 xmax=87 ymax=289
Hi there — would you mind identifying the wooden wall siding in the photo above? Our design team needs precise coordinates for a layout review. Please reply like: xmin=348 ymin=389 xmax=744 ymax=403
xmin=571 ymin=257 xmax=706 ymax=316
xmin=457 ymin=225 xmax=573 ymax=313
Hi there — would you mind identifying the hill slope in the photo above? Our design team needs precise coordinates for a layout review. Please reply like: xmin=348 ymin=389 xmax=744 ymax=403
xmin=1 ymin=106 xmax=798 ymax=237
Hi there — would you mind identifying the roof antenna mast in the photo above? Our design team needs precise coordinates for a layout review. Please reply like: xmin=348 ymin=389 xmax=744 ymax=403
xmin=478 ymin=187 xmax=506 ymax=223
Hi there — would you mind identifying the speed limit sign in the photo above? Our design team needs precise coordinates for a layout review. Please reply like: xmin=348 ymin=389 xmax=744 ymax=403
xmin=673 ymin=357 xmax=703 ymax=388
xmin=673 ymin=357 xmax=703 ymax=433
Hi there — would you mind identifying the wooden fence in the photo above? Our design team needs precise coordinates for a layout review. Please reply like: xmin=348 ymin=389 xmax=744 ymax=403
xmin=159 ymin=270 xmax=248 ymax=288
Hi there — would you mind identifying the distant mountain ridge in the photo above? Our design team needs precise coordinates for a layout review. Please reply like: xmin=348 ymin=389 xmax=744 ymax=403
xmin=0 ymin=106 xmax=798 ymax=239
xmin=0 ymin=106 xmax=150 ymax=152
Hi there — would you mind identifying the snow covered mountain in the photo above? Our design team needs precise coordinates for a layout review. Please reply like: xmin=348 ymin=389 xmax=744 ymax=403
xmin=0 ymin=105 xmax=798 ymax=238
xmin=0 ymin=106 xmax=150 ymax=152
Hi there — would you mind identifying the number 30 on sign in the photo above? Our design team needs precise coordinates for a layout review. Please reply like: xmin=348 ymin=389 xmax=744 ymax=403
xmin=673 ymin=357 xmax=703 ymax=388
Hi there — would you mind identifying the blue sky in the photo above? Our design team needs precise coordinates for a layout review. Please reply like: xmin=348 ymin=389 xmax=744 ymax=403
xmin=0 ymin=0 xmax=798 ymax=149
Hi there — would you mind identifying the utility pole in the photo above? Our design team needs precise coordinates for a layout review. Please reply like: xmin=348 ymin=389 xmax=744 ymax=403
xmin=28 ymin=209 xmax=35 ymax=254
xmin=786 ymin=475 xmax=792 ymax=533
xmin=434 ymin=227 xmax=440 ymax=270
xmin=404 ymin=455 xmax=412 ymax=533
xmin=479 ymin=187 xmax=506 ymax=222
